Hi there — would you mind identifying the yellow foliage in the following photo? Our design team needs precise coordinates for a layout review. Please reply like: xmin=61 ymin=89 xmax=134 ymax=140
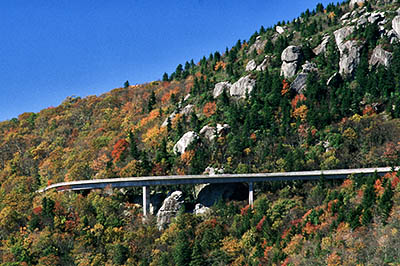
xmin=343 ymin=127 xmax=357 ymax=140
xmin=328 ymin=11 xmax=336 ymax=19
xmin=221 ymin=236 xmax=242 ymax=257
xmin=142 ymin=126 xmax=167 ymax=148
xmin=292 ymin=105 xmax=308 ymax=121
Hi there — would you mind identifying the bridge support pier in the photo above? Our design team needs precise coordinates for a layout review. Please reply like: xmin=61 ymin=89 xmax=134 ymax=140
xmin=249 ymin=182 xmax=254 ymax=208
xmin=143 ymin=186 xmax=150 ymax=217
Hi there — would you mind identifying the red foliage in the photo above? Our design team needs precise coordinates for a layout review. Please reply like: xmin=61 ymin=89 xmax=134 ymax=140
xmin=111 ymin=139 xmax=129 ymax=162
xmin=33 ymin=206 xmax=42 ymax=215
xmin=256 ymin=216 xmax=266 ymax=231
xmin=281 ymin=79 xmax=290 ymax=95
xmin=362 ymin=105 xmax=376 ymax=116
xmin=241 ymin=205 xmax=250 ymax=216
xmin=291 ymin=94 xmax=306 ymax=109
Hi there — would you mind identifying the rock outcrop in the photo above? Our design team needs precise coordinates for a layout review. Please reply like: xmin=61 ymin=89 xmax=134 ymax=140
xmin=313 ymin=35 xmax=330 ymax=55
xmin=248 ymin=36 xmax=267 ymax=54
xmin=196 ymin=183 xmax=248 ymax=207
xmin=276 ymin=26 xmax=285 ymax=34
xmin=213 ymin=82 xmax=231 ymax=98
xmin=339 ymin=41 xmax=362 ymax=76
xmin=280 ymin=46 xmax=302 ymax=78
xmin=392 ymin=15 xmax=400 ymax=38
xmin=200 ymin=124 xmax=230 ymax=141
xmin=245 ymin=59 xmax=257 ymax=71
xmin=290 ymin=61 xmax=317 ymax=93
xmin=369 ymin=45 xmax=392 ymax=68
xmin=290 ymin=73 xmax=309 ymax=94
xmin=256 ymin=56 xmax=271 ymax=71
xmin=173 ymin=131 xmax=198 ymax=155
xmin=334 ymin=26 xmax=354 ymax=53
xmin=203 ymin=166 xmax=224 ymax=176
xmin=349 ymin=0 xmax=365 ymax=9
xmin=194 ymin=203 xmax=211 ymax=216
xmin=334 ymin=26 xmax=361 ymax=76
xmin=230 ymin=75 xmax=256 ymax=98
xmin=161 ymin=104 xmax=194 ymax=127
xmin=157 ymin=191 xmax=184 ymax=230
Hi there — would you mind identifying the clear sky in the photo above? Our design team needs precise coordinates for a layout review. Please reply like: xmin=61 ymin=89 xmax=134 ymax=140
xmin=0 ymin=0 xmax=340 ymax=121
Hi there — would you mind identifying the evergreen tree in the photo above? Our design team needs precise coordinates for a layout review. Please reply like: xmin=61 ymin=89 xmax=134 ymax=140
xmin=124 ymin=80 xmax=130 ymax=88
xmin=162 ymin=72 xmax=169 ymax=82
xmin=147 ymin=91 xmax=156 ymax=112
xmin=173 ymin=231 xmax=192 ymax=266
xmin=128 ymin=131 xmax=140 ymax=159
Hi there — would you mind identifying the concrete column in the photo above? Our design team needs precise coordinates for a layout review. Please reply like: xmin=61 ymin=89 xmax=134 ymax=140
xmin=143 ymin=186 xmax=150 ymax=217
xmin=249 ymin=182 xmax=254 ymax=208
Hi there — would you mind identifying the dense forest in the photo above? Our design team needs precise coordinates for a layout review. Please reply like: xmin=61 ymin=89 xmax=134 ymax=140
xmin=2 ymin=0 xmax=400 ymax=265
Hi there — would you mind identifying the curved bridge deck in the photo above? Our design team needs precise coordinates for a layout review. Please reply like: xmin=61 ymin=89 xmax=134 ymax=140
xmin=38 ymin=167 xmax=397 ymax=216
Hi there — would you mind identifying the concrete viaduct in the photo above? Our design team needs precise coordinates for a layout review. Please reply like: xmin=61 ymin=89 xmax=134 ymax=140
xmin=38 ymin=167 xmax=397 ymax=216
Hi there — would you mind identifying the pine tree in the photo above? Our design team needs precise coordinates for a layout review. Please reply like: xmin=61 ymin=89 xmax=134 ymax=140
xmin=162 ymin=72 xmax=169 ymax=82
xmin=124 ymin=80 xmax=130 ymax=88
xmin=147 ymin=91 xmax=156 ymax=113
xmin=128 ymin=131 xmax=140 ymax=159
xmin=173 ymin=231 xmax=192 ymax=266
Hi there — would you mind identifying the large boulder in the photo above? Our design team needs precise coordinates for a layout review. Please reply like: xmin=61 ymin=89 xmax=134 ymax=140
xmin=161 ymin=104 xmax=194 ymax=127
xmin=392 ymin=15 xmax=400 ymax=38
xmin=369 ymin=45 xmax=392 ymax=68
xmin=276 ymin=26 xmax=285 ymax=34
xmin=334 ymin=26 xmax=355 ymax=53
xmin=230 ymin=75 xmax=256 ymax=98
xmin=193 ymin=203 xmax=211 ymax=216
xmin=290 ymin=61 xmax=317 ymax=93
xmin=248 ymin=36 xmax=267 ymax=55
xmin=245 ymin=59 xmax=257 ymax=71
xmin=213 ymin=82 xmax=231 ymax=99
xmin=173 ymin=131 xmax=198 ymax=155
xmin=313 ymin=35 xmax=330 ymax=55
xmin=200 ymin=123 xmax=230 ymax=141
xmin=368 ymin=11 xmax=385 ymax=24
xmin=156 ymin=191 xmax=184 ymax=230
xmin=349 ymin=0 xmax=365 ymax=9
xmin=280 ymin=46 xmax=302 ymax=79
xmin=281 ymin=45 xmax=302 ymax=62
xmin=290 ymin=73 xmax=309 ymax=94
xmin=339 ymin=40 xmax=362 ymax=76
xmin=196 ymin=183 xmax=248 ymax=207
xmin=281 ymin=61 xmax=298 ymax=79
xmin=256 ymin=56 xmax=272 ymax=71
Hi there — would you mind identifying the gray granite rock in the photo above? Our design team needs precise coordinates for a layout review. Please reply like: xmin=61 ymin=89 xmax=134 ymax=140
xmin=173 ymin=131 xmax=198 ymax=155
xmin=349 ymin=0 xmax=365 ymax=9
xmin=230 ymin=75 xmax=256 ymax=98
xmin=245 ymin=59 xmax=257 ymax=71
xmin=339 ymin=40 xmax=362 ymax=76
xmin=369 ymin=45 xmax=392 ymax=68
xmin=157 ymin=191 xmax=184 ymax=230
xmin=313 ymin=35 xmax=330 ymax=55
xmin=392 ymin=15 xmax=400 ymax=38
xmin=213 ymin=82 xmax=231 ymax=99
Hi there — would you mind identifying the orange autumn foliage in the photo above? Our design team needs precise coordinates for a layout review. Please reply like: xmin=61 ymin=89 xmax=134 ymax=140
xmin=203 ymin=102 xmax=217 ymax=118
xmin=161 ymin=87 xmax=180 ymax=104
xmin=292 ymin=105 xmax=308 ymax=121
xmin=291 ymin=94 xmax=307 ymax=109
xmin=111 ymin=139 xmax=129 ymax=162
xmin=214 ymin=61 xmax=226 ymax=71
xmin=281 ymin=79 xmax=290 ymax=95
xmin=181 ymin=150 xmax=195 ymax=166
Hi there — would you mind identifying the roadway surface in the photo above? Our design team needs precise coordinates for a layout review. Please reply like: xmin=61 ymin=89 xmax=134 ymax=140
xmin=38 ymin=167 xmax=397 ymax=193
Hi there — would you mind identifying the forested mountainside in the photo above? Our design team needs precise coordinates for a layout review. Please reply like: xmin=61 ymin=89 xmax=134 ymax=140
xmin=2 ymin=0 xmax=400 ymax=265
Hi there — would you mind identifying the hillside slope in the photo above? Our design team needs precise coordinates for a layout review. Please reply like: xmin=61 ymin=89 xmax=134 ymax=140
xmin=2 ymin=0 xmax=400 ymax=265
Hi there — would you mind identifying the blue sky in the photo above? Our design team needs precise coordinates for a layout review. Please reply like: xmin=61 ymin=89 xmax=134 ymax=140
xmin=0 ymin=0 xmax=339 ymax=121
